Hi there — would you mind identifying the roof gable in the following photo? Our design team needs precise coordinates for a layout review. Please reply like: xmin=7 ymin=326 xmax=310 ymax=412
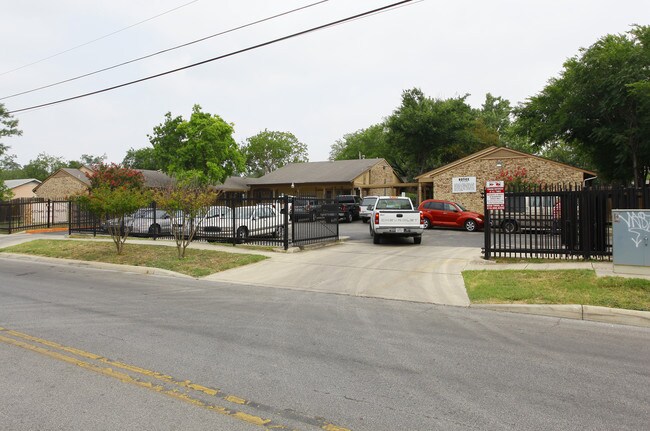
xmin=416 ymin=146 xmax=597 ymax=179
xmin=3 ymin=178 xmax=41 ymax=189
xmin=249 ymin=159 xmax=387 ymax=185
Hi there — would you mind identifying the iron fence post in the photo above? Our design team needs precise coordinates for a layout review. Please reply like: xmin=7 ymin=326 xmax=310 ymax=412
xmin=483 ymin=191 xmax=491 ymax=260
xmin=283 ymin=195 xmax=289 ymax=250
xmin=8 ymin=200 xmax=13 ymax=234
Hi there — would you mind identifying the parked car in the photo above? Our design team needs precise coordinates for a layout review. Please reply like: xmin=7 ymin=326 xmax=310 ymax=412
xmin=291 ymin=197 xmax=322 ymax=222
xmin=494 ymin=195 xmax=562 ymax=233
xmin=321 ymin=194 xmax=362 ymax=223
xmin=195 ymin=205 xmax=233 ymax=237
xmin=103 ymin=208 xmax=173 ymax=235
xmin=197 ymin=205 xmax=284 ymax=241
xmin=418 ymin=199 xmax=484 ymax=232
xmin=359 ymin=196 xmax=379 ymax=223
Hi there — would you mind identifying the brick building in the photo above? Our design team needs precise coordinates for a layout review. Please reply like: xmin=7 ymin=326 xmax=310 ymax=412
xmin=416 ymin=146 xmax=596 ymax=213
xmin=246 ymin=158 xmax=408 ymax=199
xmin=33 ymin=167 xmax=174 ymax=200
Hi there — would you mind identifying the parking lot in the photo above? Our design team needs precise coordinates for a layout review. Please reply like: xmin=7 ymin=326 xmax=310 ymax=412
xmin=339 ymin=219 xmax=485 ymax=249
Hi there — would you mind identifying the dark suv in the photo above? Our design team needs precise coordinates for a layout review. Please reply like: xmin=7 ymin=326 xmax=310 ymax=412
xmin=292 ymin=197 xmax=322 ymax=222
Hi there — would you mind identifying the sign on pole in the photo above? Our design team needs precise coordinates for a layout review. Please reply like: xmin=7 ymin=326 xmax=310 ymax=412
xmin=486 ymin=180 xmax=505 ymax=210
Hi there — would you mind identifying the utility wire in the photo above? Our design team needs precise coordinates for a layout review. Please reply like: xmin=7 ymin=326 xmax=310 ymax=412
xmin=0 ymin=0 xmax=201 ymax=76
xmin=8 ymin=0 xmax=414 ymax=115
xmin=1 ymin=0 xmax=329 ymax=101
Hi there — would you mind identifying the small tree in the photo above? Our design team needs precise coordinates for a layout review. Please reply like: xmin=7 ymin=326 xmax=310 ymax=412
xmin=78 ymin=164 xmax=151 ymax=254
xmin=0 ymin=183 xmax=13 ymax=201
xmin=496 ymin=166 xmax=543 ymax=191
xmin=154 ymin=182 xmax=218 ymax=258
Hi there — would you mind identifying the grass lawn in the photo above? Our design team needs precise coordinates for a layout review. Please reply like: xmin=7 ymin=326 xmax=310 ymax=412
xmin=463 ymin=269 xmax=650 ymax=311
xmin=0 ymin=239 xmax=267 ymax=278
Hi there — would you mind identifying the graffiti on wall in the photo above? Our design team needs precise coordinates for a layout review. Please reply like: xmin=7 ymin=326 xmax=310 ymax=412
xmin=616 ymin=211 xmax=650 ymax=247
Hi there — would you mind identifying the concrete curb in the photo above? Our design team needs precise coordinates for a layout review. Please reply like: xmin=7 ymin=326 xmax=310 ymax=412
xmin=0 ymin=253 xmax=193 ymax=280
xmin=470 ymin=303 xmax=650 ymax=328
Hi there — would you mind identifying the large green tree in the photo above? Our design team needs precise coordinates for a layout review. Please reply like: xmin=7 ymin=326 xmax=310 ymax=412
xmin=122 ymin=147 xmax=160 ymax=170
xmin=516 ymin=25 xmax=650 ymax=186
xmin=329 ymin=123 xmax=390 ymax=162
xmin=148 ymin=105 xmax=244 ymax=184
xmin=241 ymin=129 xmax=308 ymax=177
xmin=385 ymin=88 xmax=490 ymax=179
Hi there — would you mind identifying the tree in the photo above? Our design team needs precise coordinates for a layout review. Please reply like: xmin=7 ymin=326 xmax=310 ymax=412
xmin=385 ymin=88 xmax=489 ymax=179
xmin=329 ymin=124 xmax=390 ymax=162
xmin=122 ymin=147 xmax=160 ymax=170
xmin=21 ymin=152 xmax=68 ymax=180
xmin=241 ymin=130 xmax=308 ymax=177
xmin=78 ymin=164 xmax=151 ymax=254
xmin=148 ymin=105 xmax=245 ymax=184
xmin=1 ymin=103 xmax=22 ymax=200
xmin=154 ymin=182 xmax=218 ymax=258
xmin=515 ymin=25 xmax=650 ymax=186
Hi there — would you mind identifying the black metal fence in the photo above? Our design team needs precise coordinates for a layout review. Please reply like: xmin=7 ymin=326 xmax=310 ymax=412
xmin=484 ymin=185 xmax=650 ymax=260
xmin=0 ymin=198 xmax=69 ymax=234
xmin=69 ymin=196 xmax=339 ymax=249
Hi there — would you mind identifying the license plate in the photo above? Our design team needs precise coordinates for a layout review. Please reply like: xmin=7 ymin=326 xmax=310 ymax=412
xmin=395 ymin=228 xmax=404 ymax=233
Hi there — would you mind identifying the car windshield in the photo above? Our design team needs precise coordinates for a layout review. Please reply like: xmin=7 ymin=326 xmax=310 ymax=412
xmin=361 ymin=197 xmax=377 ymax=206
xmin=455 ymin=202 xmax=467 ymax=211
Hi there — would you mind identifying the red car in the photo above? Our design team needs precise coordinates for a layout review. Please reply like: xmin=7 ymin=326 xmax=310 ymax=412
xmin=418 ymin=199 xmax=484 ymax=232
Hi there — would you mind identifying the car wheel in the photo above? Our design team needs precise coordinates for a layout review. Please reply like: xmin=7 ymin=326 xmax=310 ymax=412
xmin=236 ymin=226 xmax=249 ymax=241
xmin=423 ymin=218 xmax=431 ymax=229
xmin=413 ymin=236 xmax=422 ymax=244
xmin=274 ymin=225 xmax=284 ymax=238
xmin=464 ymin=219 xmax=477 ymax=232
xmin=345 ymin=212 xmax=352 ymax=223
xmin=148 ymin=224 xmax=161 ymax=235
xmin=373 ymin=233 xmax=381 ymax=244
xmin=362 ymin=218 xmax=368 ymax=224
xmin=502 ymin=220 xmax=518 ymax=234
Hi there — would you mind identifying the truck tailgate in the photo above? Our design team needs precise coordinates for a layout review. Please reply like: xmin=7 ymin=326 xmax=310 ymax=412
xmin=376 ymin=211 xmax=420 ymax=227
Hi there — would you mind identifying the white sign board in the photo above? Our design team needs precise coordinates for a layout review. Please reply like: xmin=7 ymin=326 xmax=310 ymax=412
xmin=452 ymin=176 xmax=477 ymax=193
xmin=486 ymin=180 xmax=505 ymax=210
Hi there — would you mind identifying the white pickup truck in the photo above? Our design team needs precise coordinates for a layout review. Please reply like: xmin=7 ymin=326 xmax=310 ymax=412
xmin=369 ymin=196 xmax=424 ymax=244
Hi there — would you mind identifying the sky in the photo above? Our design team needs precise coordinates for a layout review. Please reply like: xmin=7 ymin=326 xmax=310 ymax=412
xmin=1 ymin=0 xmax=648 ymax=167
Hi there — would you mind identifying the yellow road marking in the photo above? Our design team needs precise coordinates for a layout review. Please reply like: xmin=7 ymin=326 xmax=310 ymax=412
xmin=0 ymin=326 xmax=352 ymax=431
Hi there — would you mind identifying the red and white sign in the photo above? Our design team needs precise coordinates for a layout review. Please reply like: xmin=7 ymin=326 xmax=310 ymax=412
xmin=486 ymin=180 xmax=505 ymax=210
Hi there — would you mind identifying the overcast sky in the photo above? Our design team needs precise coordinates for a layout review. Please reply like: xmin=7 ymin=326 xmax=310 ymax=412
xmin=1 ymin=0 xmax=647 ymax=167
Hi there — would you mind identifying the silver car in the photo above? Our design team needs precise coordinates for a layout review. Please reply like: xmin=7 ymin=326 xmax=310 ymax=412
xmin=359 ymin=196 xmax=379 ymax=223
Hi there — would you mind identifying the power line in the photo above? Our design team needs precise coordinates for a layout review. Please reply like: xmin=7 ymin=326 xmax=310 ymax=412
xmin=1 ymin=0 xmax=329 ymax=101
xmin=8 ymin=0 xmax=413 ymax=114
xmin=8 ymin=0 xmax=414 ymax=115
xmin=0 ymin=0 xmax=201 ymax=76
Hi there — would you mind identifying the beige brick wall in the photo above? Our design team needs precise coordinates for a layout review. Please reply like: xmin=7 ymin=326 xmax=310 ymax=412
xmin=431 ymin=156 xmax=585 ymax=213
xmin=355 ymin=160 xmax=401 ymax=196
xmin=35 ymin=172 xmax=89 ymax=200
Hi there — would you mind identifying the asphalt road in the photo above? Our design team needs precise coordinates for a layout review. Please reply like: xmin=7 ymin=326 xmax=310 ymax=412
xmin=0 ymin=257 xmax=648 ymax=431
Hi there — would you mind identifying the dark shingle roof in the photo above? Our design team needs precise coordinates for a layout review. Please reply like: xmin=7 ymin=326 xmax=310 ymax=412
xmin=61 ymin=168 xmax=91 ymax=185
xmin=138 ymin=170 xmax=175 ymax=188
xmin=248 ymin=159 xmax=385 ymax=185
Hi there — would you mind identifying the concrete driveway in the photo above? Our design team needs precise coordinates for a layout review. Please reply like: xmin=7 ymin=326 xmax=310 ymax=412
xmin=205 ymin=222 xmax=484 ymax=306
